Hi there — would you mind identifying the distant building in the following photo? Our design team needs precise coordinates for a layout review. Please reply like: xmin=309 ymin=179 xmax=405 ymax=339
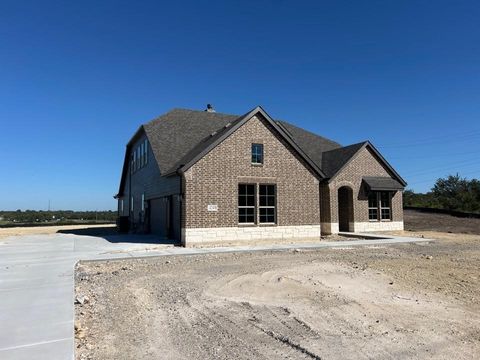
xmin=115 ymin=105 xmax=406 ymax=246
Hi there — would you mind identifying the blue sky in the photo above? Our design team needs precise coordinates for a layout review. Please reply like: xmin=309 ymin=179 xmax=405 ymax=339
xmin=1 ymin=0 xmax=479 ymax=211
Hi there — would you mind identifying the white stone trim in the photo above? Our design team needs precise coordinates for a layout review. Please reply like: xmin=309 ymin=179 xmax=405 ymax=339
xmin=352 ymin=221 xmax=404 ymax=232
xmin=183 ymin=225 xmax=321 ymax=244
xmin=321 ymin=222 xmax=339 ymax=235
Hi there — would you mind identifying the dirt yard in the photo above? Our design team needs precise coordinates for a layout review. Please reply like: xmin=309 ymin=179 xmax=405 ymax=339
xmin=404 ymin=209 xmax=480 ymax=234
xmin=0 ymin=224 xmax=116 ymax=239
xmin=75 ymin=231 xmax=480 ymax=359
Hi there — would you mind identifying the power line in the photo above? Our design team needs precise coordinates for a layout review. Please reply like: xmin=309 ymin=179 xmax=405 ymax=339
xmin=402 ymin=158 xmax=480 ymax=176
xmin=408 ymin=170 xmax=480 ymax=187
xmin=388 ymin=150 xmax=480 ymax=160
xmin=378 ymin=133 xmax=480 ymax=149
xmin=375 ymin=129 xmax=480 ymax=148
xmin=403 ymin=162 xmax=480 ymax=178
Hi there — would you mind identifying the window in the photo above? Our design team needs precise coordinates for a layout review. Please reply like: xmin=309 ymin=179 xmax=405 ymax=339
xmin=368 ymin=191 xmax=392 ymax=221
xmin=368 ymin=193 xmax=378 ymax=221
xmin=238 ymin=184 xmax=255 ymax=223
xmin=137 ymin=147 xmax=141 ymax=170
xmin=259 ymin=185 xmax=276 ymax=223
xmin=130 ymin=196 xmax=134 ymax=212
xmin=120 ymin=199 xmax=124 ymax=214
xmin=144 ymin=139 xmax=148 ymax=164
xmin=251 ymin=143 xmax=264 ymax=164
xmin=141 ymin=193 xmax=145 ymax=212
xmin=380 ymin=192 xmax=391 ymax=220
xmin=238 ymin=184 xmax=277 ymax=224
xmin=131 ymin=140 xmax=149 ymax=173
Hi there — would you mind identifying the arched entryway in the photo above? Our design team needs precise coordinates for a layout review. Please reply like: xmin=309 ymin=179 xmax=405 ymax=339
xmin=338 ymin=186 xmax=354 ymax=232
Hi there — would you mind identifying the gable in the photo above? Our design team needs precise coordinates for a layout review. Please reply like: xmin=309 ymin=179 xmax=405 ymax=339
xmin=176 ymin=107 xmax=326 ymax=178
xmin=186 ymin=113 xmax=321 ymax=181
xmin=321 ymin=142 xmax=366 ymax=178
xmin=331 ymin=145 xmax=406 ymax=186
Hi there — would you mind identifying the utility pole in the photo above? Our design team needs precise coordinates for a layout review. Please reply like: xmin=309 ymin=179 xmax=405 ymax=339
xmin=48 ymin=199 xmax=50 ymax=212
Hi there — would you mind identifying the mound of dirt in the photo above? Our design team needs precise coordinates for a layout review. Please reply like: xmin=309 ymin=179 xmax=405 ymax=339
xmin=75 ymin=233 xmax=480 ymax=359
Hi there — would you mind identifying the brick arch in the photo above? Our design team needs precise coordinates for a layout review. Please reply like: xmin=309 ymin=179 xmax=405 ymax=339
xmin=337 ymin=185 xmax=354 ymax=232
xmin=333 ymin=180 xmax=355 ymax=191
xmin=328 ymin=181 xmax=355 ymax=224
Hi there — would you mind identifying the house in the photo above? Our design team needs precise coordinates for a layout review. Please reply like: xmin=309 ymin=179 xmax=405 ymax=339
xmin=115 ymin=105 xmax=406 ymax=246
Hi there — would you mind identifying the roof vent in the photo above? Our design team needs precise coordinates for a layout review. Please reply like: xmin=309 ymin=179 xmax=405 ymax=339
xmin=205 ymin=104 xmax=216 ymax=113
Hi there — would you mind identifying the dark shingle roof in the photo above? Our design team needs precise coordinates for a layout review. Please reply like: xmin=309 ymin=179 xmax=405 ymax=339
xmin=143 ymin=109 xmax=239 ymax=174
xmin=143 ymin=108 xmax=343 ymax=175
xmin=321 ymin=142 xmax=367 ymax=178
xmin=276 ymin=121 xmax=341 ymax=167
xmin=117 ymin=107 xmax=406 ymax=197
xmin=363 ymin=177 xmax=405 ymax=191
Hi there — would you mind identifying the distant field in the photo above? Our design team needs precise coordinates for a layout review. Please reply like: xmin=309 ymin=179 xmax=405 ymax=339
xmin=0 ymin=223 xmax=116 ymax=239
xmin=404 ymin=209 xmax=480 ymax=235
xmin=0 ymin=220 xmax=115 ymax=228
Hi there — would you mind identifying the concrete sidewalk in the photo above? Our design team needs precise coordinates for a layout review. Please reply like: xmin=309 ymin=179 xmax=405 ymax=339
xmin=0 ymin=233 xmax=432 ymax=360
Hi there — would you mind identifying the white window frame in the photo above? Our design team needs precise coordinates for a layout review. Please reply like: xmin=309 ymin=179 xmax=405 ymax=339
xmin=251 ymin=143 xmax=264 ymax=164
xmin=379 ymin=192 xmax=392 ymax=221
xmin=368 ymin=191 xmax=392 ymax=222
xmin=238 ymin=184 xmax=256 ymax=224
xmin=368 ymin=192 xmax=378 ymax=222
xmin=130 ymin=196 xmax=134 ymax=212
xmin=258 ymin=184 xmax=276 ymax=224
xmin=141 ymin=193 xmax=145 ymax=212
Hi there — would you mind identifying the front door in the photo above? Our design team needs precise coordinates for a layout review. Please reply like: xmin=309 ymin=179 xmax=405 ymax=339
xmin=338 ymin=187 xmax=353 ymax=232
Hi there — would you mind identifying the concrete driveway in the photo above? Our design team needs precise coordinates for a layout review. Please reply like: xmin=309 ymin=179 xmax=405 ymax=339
xmin=0 ymin=231 xmax=432 ymax=360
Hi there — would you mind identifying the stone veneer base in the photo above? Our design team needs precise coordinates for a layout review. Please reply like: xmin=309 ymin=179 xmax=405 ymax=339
xmin=182 ymin=225 xmax=321 ymax=245
xmin=352 ymin=221 xmax=404 ymax=232
xmin=321 ymin=221 xmax=403 ymax=234
xmin=321 ymin=222 xmax=339 ymax=235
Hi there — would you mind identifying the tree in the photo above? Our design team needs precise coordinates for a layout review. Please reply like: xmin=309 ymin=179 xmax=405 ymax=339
xmin=432 ymin=174 xmax=480 ymax=213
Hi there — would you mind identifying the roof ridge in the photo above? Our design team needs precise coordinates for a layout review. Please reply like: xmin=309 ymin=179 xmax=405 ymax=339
xmin=167 ymin=107 xmax=240 ymax=117
xmin=322 ymin=141 xmax=367 ymax=154
xmin=277 ymin=120 xmax=341 ymax=147
xmin=143 ymin=108 xmax=240 ymax=128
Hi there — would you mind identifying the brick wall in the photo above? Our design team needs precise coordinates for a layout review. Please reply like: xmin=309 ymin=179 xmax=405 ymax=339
xmin=183 ymin=114 xmax=321 ymax=236
xmin=322 ymin=146 xmax=404 ymax=233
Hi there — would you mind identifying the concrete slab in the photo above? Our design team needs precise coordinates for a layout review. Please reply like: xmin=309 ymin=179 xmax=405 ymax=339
xmin=0 ymin=232 xmax=433 ymax=360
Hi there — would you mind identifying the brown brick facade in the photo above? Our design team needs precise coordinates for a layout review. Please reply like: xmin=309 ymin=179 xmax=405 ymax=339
xmin=321 ymin=146 xmax=403 ymax=233
xmin=183 ymin=115 xmax=321 ymax=230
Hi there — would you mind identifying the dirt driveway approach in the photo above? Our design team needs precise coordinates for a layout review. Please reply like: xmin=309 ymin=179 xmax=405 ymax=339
xmin=75 ymin=232 xmax=480 ymax=360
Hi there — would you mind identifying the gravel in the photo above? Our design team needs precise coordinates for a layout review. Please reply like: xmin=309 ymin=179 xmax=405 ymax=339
xmin=75 ymin=231 xmax=480 ymax=360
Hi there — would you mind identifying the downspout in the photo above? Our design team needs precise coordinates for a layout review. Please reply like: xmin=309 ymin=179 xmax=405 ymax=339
xmin=319 ymin=180 xmax=322 ymax=240
xmin=128 ymin=146 xmax=132 ymax=232
xmin=176 ymin=167 xmax=186 ymax=247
